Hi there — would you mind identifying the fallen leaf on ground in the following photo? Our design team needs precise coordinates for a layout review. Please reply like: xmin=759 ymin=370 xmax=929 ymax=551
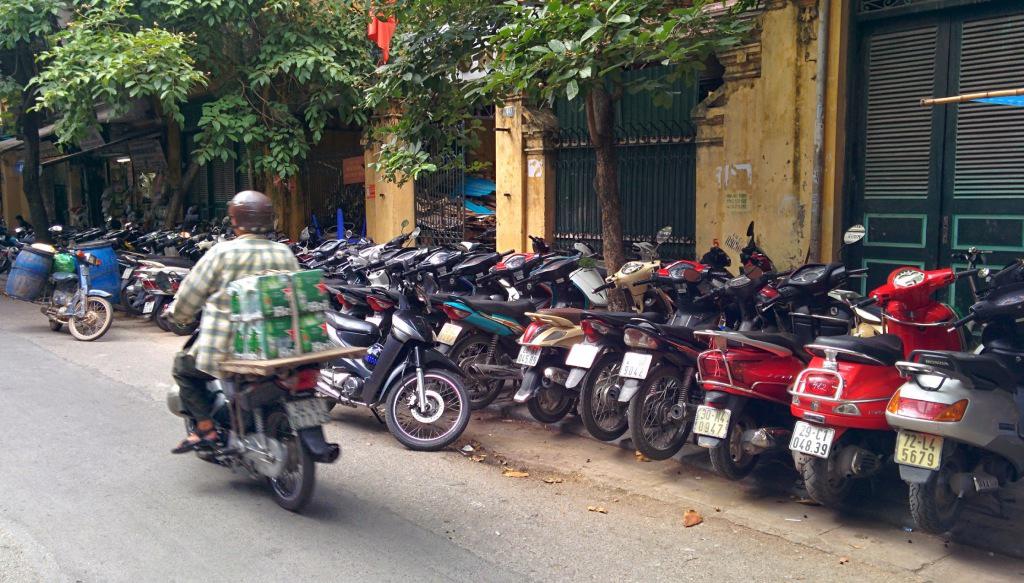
xmin=612 ymin=498 xmax=620 ymax=503
xmin=542 ymin=477 xmax=563 ymax=484
xmin=713 ymin=506 xmax=721 ymax=512
xmin=795 ymin=498 xmax=821 ymax=506
xmin=469 ymin=454 xmax=486 ymax=463
xmin=634 ymin=451 xmax=651 ymax=462
xmin=461 ymin=444 xmax=475 ymax=453
xmin=502 ymin=469 xmax=529 ymax=478
xmin=838 ymin=557 xmax=850 ymax=565
xmin=850 ymin=544 xmax=864 ymax=550
xmin=587 ymin=506 xmax=608 ymax=514
xmin=683 ymin=509 xmax=703 ymax=527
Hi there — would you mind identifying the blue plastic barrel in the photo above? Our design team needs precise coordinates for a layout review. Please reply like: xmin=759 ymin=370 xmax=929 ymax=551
xmin=5 ymin=245 xmax=54 ymax=300
xmin=77 ymin=240 xmax=120 ymax=303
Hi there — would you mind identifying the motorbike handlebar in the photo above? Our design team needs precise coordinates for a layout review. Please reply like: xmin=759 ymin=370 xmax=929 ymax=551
xmin=593 ymin=282 xmax=614 ymax=293
xmin=949 ymin=312 xmax=976 ymax=331
xmin=847 ymin=267 xmax=869 ymax=276
xmin=955 ymin=268 xmax=981 ymax=280
xmin=855 ymin=296 xmax=878 ymax=309
xmin=500 ymin=249 xmax=515 ymax=257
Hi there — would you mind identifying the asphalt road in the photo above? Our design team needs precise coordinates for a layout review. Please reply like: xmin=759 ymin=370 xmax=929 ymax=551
xmin=0 ymin=296 xmax=1019 ymax=582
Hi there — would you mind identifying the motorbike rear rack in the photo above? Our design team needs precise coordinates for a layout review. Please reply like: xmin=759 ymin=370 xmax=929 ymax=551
xmin=220 ymin=347 xmax=366 ymax=377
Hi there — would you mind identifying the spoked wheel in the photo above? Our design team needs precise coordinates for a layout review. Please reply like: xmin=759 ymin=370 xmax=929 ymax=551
xmin=708 ymin=412 xmax=759 ymax=480
xmin=386 ymin=369 xmax=470 ymax=451
xmin=579 ymin=353 xmax=628 ymax=441
xmin=450 ymin=333 xmax=504 ymax=410
xmin=798 ymin=451 xmax=854 ymax=508
xmin=68 ymin=297 xmax=113 ymax=341
xmin=627 ymin=366 xmax=698 ymax=461
xmin=909 ymin=453 xmax=965 ymax=534
xmin=265 ymin=410 xmax=316 ymax=512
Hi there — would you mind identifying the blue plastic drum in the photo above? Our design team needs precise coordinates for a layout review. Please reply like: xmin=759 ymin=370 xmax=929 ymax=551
xmin=5 ymin=245 xmax=54 ymax=300
xmin=76 ymin=240 xmax=120 ymax=303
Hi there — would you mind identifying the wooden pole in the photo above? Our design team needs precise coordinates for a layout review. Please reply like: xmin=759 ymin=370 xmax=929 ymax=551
xmin=921 ymin=88 xmax=1024 ymax=106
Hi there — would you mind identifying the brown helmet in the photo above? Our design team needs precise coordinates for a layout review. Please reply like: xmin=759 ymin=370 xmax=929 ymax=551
xmin=227 ymin=190 xmax=274 ymax=234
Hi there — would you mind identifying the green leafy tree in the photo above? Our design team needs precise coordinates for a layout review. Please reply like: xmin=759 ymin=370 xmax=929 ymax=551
xmin=1 ymin=0 xmax=202 ymax=237
xmin=148 ymin=0 xmax=374 ymax=231
xmin=484 ymin=0 xmax=753 ymax=279
xmin=364 ymin=0 xmax=507 ymax=183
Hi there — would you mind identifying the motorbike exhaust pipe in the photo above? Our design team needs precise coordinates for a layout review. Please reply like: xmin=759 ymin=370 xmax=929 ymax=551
xmin=543 ymin=367 xmax=568 ymax=387
xmin=741 ymin=427 xmax=791 ymax=455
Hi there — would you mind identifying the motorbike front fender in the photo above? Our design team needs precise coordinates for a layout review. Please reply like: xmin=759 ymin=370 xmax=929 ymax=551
xmin=565 ymin=367 xmax=587 ymax=390
xmin=87 ymin=289 xmax=112 ymax=298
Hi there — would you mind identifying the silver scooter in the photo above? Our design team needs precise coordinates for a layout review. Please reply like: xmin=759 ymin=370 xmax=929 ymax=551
xmin=886 ymin=260 xmax=1024 ymax=533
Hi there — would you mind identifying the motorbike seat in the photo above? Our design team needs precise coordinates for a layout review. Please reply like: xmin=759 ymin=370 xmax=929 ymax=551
xmin=582 ymin=311 xmax=666 ymax=327
xmin=145 ymin=255 xmax=194 ymax=268
xmin=461 ymin=297 xmax=537 ymax=322
xmin=537 ymin=308 xmax=584 ymax=324
xmin=913 ymin=351 xmax=1017 ymax=391
xmin=653 ymin=323 xmax=698 ymax=345
xmin=325 ymin=310 xmax=380 ymax=346
xmin=731 ymin=332 xmax=811 ymax=363
xmin=809 ymin=334 xmax=904 ymax=366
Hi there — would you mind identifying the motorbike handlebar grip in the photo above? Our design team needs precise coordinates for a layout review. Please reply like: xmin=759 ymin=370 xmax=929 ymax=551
xmin=949 ymin=313 xmax=975 ymax=331
xmin=500 ymin=249 xmax=515 ymax=257
xmin=593 ymin=282 xmax=614 ymax=293
xmin=855 ymin=296 xmax=878 ymax=308
xmin=955 ymin=268 xmax=981 ymax=280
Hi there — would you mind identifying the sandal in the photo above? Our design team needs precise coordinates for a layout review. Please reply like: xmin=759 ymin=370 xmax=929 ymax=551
xmin=171 ymin=422 xmax=219 ymax=454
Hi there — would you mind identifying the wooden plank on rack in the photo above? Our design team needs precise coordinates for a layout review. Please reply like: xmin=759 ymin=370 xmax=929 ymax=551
xmin=219 ymin=347 xmax=366 ymax=376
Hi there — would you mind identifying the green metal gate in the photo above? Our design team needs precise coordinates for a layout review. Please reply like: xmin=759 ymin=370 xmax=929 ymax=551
xmin=553 ymin=67 xmax=697 ymax=259
xmin=850 ymin=1 xmax=1024 ymax=315
xmin=415 ymin=143 xmax=465 ymax=246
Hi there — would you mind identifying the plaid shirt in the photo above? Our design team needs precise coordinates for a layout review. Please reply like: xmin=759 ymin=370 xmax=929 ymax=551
xmin=172 ymin=234 xmax=300 ymax=375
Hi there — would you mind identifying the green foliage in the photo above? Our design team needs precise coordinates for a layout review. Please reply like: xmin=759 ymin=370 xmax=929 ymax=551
xmin=0 ymin=0 xmax=63 ymax=49
xmin=32 ymin=0 xmax=205 ymax=147
xmin=152 ymin=0 xmax=374 ymax=179
xmin=364 ymin=0 xmax=506 ymax=184
xmin=484 ymin=0 xmax=754 ymax=107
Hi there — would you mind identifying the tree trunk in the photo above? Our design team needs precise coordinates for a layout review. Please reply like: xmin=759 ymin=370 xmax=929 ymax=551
xmin=163 ymin=159 xmax=200 ymax=229
xmin=585 ymin=84 xmax=626 ymax=309
xmin=14 ymin=43 xmax=50 ymax=242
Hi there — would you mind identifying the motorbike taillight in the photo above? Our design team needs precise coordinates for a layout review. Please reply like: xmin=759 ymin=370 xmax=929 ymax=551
xmin=520 ymin=321 xmax=546 ymax=344
xmin=367 ymin=296 xmax=394 ymax=312
xmin=887 ymin=394 xmax=968 ymax=422
xmin=278 ymin=368 xmax=320 ymax=391
xmin=623 ymin=328 xmax=659 ymax=350
xmin=142 ymin=278 xmax=159 ymax=290
xmin=580 ymin=319 xmax=609 ymax=342
xmin=442 ymin=305 xmax=472 ymax=321
xmin=798 ymin=371 xmax=842 ymax=399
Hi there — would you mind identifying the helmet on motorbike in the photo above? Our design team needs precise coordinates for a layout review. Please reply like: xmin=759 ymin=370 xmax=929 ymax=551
xmin=228 ymin=190 xmax=274 ymax=234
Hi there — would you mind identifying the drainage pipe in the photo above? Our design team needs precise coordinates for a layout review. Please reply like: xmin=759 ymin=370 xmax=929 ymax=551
xmin=808 ymin=0 xmax=830 ymax=262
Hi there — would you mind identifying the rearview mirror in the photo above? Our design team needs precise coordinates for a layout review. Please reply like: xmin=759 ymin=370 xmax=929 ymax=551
xmin=574 ymin=242 xmax=593 ymax=255
xmin=345 ymin=229 xmax=354 ymax=239
xmin=843 ymin=224 xmax=866 ymax=245
xmin=410 ymin=226 xmax=421 ymax=239
xmin=655 ymin=226 xmax=673 ymax=244
xmin=400 ymin=219 xmax=410 ymax=232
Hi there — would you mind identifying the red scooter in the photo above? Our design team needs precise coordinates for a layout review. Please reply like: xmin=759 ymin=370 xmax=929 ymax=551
xmin=788 ymin=264 xmax=975 ymax=507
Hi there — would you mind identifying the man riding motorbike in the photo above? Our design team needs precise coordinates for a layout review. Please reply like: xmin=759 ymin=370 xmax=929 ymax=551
xmin=167 ymin=190 xmax=300 ymax=453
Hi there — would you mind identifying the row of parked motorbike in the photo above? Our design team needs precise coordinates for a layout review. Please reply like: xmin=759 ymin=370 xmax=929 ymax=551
xmin=307 ymin=220 xmax=1024 ymax=534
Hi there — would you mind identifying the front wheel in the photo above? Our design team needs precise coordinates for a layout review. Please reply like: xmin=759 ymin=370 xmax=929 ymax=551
xmin=908 ymin=454 xmax=966 ymax=534
xmin=265 ymin=410 xmax=316 ymax=512
xmin=708 ymin=411 xmax=759 ymax=480
xmin=68 ymin=297 xmax=113 ymax=341
xmin=385 ymin=369 xmax=470 ymax=451
xmin=627 ymin=365 xmax=698 ymax=461
xmin=798 ymin=452 xmax=853 ymax=508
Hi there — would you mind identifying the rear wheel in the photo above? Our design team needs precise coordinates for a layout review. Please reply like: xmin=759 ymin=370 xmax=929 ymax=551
xmin=708 ymin=412 xmax=759 ymax=480
xmin=579 ymin=353 xmax=628 ymax=441
xmin=449 ymin=333 xmax=504 ymax=409
xmin=48 ymin=318 xmax=63 ymax=332
xmin=628 ymin=366 xmax=697 ymax=461
xmin=909 ymin=453 xmax=965 ymax=534
xmin=68 ymin=297 xmax=113 ymax=341
xmin=265 ymin=410 xmax=316 ymax=512
xmin=527 ymin=383 xmax=575 ymax=424
xmin=798 ymin=451 xmax=853 ymax=508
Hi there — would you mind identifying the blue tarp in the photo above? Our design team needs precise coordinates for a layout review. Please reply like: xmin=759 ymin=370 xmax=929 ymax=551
xmin=976 ymin=96 xmax=1024 ymax=107
xmin=462 ymin=177 xmax=496 ymax=198
xmin=465 ymin=199 xmax=495 ymax=215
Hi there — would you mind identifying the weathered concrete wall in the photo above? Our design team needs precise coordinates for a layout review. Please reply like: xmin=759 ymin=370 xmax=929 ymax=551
xmin=1 ymin=151 xmax=29 ymax=227
xmin=695 ymin=0 xmax=837 ymax=270
xmin=496 ymin=100 xmax=556 ymax=252
xmin=363 ymin=143 xmax=416 ymax=243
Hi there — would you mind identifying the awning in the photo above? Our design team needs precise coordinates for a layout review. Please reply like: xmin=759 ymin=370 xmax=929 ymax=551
xmin=0 ymin=124 xmax=56 ymax=155
xmin=40 ymin=130 xmax=161 ymax=167
xmin=921 ymin=88 xmax=1024 ymax=107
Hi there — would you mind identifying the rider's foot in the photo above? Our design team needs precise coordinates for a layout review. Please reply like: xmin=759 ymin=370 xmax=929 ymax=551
xmin=171 ymin=420 xmax=219 ymax=454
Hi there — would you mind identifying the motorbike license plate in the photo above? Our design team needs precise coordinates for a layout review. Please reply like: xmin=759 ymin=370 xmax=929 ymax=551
xmin=565 ymin=344 xmax=600 ymax=368
xmin=284 ymin=398 xmax=331 ymax=430
xmin=620 ymin=352 xmax=653 ymax=380
xmin=694 ymin=405 xmax=731 ymax=439
xmin=436 ymin=323 xmax=463 ymax=346
xmin=122 ymin=268 xmax=134 ymax=281
xmin=895 ymin=430 xmax=943 ymax=470
xmin=366 ymin=315 xmax=383 ymax=327
xmin=516 ymin=346 xmax=542 ymax=367
xmin=789 ymin=420 xmax=835 ymax=459
xmin=143 ymin=299 xmax=156 ymax=314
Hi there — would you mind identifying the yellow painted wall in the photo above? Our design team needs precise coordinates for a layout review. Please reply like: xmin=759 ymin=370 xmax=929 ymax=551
xmin=1 ymin=151 xmax=29 ymax=227
xmin=363 ymin=145 xmax=416 ymax=243
xmin=495 ymin=101 xmax=556 ymax=252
